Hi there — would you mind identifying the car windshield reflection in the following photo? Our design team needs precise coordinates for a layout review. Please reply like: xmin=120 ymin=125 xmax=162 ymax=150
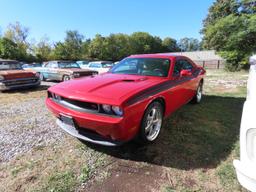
xmin=0 ymin=63 xmax=22 ymax=70
xmin=59 ymin=63 xmax=80 ymax=69
xmin=110 ymin=58 xmax=170 ymax=77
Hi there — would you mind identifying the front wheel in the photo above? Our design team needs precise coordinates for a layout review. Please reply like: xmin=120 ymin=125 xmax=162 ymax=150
xmin=191 ymin=82 xmax=203 ymax=104
xmin=139 ymin=101 xmax=163 ymax=143
xmin=63 ymin=75 xmax=71 ymax=81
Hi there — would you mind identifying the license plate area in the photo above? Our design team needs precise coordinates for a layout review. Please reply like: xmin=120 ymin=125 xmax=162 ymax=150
xmin=60 ymin=114 xmax=76 ymax=128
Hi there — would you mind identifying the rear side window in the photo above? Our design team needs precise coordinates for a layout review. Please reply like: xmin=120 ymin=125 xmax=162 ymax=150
xmin=173 ymin=60 xmax=183 ymax=76
xmin=173 ymin=59 xmax=194 ymax=76
xmin=182 ymin=60 xmax=193 ymax=70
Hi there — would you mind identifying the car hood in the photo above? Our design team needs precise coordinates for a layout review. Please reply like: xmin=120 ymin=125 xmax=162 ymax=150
xmin=48 ymin=73 xmax=167 ymax=106
xmin=0 ymin=70 xmax=36 ymax=80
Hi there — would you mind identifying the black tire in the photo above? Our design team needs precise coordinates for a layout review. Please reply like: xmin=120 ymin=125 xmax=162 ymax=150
xmin=63 ymin=75 xmax=71 ymax=81
xmin=139 ymin=101 xmax=164 ymax=144
xmin=191 ymin=81 xmax=203 ymax=104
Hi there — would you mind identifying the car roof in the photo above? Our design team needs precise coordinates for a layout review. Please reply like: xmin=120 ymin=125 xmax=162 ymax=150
xmin=128 ymin=53 xmax=182 ymax=59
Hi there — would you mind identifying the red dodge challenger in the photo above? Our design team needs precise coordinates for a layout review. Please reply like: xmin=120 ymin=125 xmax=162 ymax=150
xmin=46 ymin=54 xmax=206 ymax=146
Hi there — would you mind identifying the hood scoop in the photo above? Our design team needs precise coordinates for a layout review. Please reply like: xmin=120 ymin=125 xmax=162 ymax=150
xmin=122 ymin=77 xmax=148 ymax=82
xmin=122 ymin=79 xmax=135 ymax=82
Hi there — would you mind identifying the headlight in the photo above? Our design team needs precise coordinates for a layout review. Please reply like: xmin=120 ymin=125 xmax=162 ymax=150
xmin=102 ymin=104 xmax=111 ymax=113
xmin=0 ymin=75 xmax=4 ymax=81
xmin=112 ymin=106 xmax=123 ymax=116
xmin=35 ymin=73 xmax=40 ymax=78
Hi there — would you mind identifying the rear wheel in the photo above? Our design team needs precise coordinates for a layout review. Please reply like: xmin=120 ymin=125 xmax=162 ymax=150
xmin=139 ymin=101 xmax=163 ymax=143
xmin=63 ymin=75 xmax=71 ymax=81
xmin=191 ymin=82 xmax=203 ymax=104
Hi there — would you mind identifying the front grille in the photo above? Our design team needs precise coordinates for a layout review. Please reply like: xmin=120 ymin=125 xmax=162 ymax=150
xmin=78 ymin=71 xmax=98 ymax=77
xmin=4 ymin=78 xmax=38 ymax=86
xmin=49 ymin=92 xmax=99 ymax=113
xmin=62 ymin=97 xmax=99 ymax=111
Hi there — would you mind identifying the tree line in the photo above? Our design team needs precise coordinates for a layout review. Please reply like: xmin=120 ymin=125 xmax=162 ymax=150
xmin=1 ymin=0 xmax=255 ymax=71
xmin=201 ymin=0 xmax=256 ymax=71
xmin=0 ymin=22 xmax=201 ymax=63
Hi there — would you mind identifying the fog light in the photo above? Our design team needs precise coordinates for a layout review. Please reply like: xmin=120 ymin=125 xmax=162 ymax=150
xmin=102 ymin=104 xmax=111 ymax=113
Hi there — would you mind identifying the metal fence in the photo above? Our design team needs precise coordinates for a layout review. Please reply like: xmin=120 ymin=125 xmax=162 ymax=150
xmin=193 ymin=60 xmax=225 ymax=69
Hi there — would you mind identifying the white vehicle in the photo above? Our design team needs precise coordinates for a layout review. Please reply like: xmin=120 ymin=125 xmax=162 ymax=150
xmin=233 ymin=55 xmax=256 ymax=191
xmin=76 ymin=60 xmax=90 ymax=69
xmin=86 ymin=61 xmax=113 ymax=74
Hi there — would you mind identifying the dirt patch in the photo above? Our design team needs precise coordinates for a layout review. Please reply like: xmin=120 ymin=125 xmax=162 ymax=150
xmin=86 ymin=158 xmax=165 ymax=192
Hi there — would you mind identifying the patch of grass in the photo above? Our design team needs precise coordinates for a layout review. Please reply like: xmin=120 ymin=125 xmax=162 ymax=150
xmin=162 ymin=186 xmax=176 ymax=192
xmin=217 ymin=163 xmax=237 ymax=189
xmin=79 ymin=165 xmax=91 ymax=183
xmin=35 ymin=170 xmax=77 ymax=192
xmin=11 ymin=166 xmax=24 ymax=177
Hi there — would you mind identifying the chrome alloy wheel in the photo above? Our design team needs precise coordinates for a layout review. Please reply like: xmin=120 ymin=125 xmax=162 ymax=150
xmin=145 ymin=106 xmax=162 ymax=141
xmin=196 ymin=84 xmax=203 ymax=103
xmin=63 ymin=75 xmax=71 ymax=81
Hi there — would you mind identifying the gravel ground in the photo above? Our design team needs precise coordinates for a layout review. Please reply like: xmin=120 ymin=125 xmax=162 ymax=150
xmin=0 ymin=73 xmax=248 ymax=163
xmin=0 ymin=82 xmax=63 ymax=162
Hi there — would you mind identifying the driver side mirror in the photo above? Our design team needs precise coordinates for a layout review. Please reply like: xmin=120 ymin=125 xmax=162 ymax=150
xmin=180 ymin=69 xmax=192 ymax=77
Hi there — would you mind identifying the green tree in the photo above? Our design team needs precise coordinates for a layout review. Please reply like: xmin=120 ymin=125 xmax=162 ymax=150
xmin=240 ymin=0 xmax=256 ymax=14
xmin=178 ymin=38 xmax=201 ymax=51
xmin=4 ymin=22 xmax=30 ymax=60
xmin=104 ymin=33 xmax=131 ymax=61
xmin=87 ymin=34 xmax=107 ymax=60
xmin=129 ymin=32 xmax=156 ymax=54
xmin=34 ymin=36 xmax=52 ymax=61
xmin=0 ymin=37 xmax=19 ymax=59
xmin=162 ymin=37 xmax=179 ymax=52
xmin=202 ymin=0 xmax=239 ymax=32
xmin=52 ymin=30 xmax=84 ymax=60
xmin=202 ymin=0 xmax=256 ymax=71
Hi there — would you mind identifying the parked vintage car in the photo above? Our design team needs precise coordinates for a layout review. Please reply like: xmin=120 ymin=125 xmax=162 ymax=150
xmin=76 ymin=60 xmax=90 ymax=69
xmin=22 ymin=63 xmax=42 ymax=70
xmin=46 ymin=54 xmax=205 ymax=146
xmin=85 ymin=61 xmax=114 ymax=74
xmin=0 ymin=59 xmax=41 ymax=91
xmin=36 ymin=60 xmax=98 ymax=81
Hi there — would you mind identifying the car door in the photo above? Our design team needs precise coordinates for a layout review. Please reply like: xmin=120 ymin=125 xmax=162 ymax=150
xmin=163 ymin=59 xmax=185 ymax=116
xmin=41 ymin=63 xmax=51 ymax=79
xmin=47 ymin=63 xmax=59 ymax=80
xmin=179 ymin=59 xmax=198 ymax=101
xmin=169 ymin=59 xmax=189 ymax=111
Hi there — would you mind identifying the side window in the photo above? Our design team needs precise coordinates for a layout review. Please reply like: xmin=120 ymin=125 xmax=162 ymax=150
xmin=89 ymin=63 xmax=101 ymax=68
xmin=45 ymin=63 xmax=51 ymax=68
xmin=181 ymin=60 xmax=193 ymax=71
xmin=173 ymin=60 xmax=183 ymax=76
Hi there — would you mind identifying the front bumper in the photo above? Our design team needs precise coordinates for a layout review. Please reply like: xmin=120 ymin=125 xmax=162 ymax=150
xmin=46 ymin=98 xmax=137 ymax=144
xmin=233 ymin=160 xmax=256 ymax=191
xmin=0 ymin=78 xmax=41 ymax=91
xmin=56 ymin=119 xmax=123 ymax=146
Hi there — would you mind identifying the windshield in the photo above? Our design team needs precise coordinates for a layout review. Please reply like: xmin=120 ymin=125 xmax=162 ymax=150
xmin=59 ymin=63 xmax=80 ymax=68
xmin=102 ymin=63 xmax=113 ymax=68
xmin=0 ymin=63 xmax=22 ymax=70
xmin=110 ymin=58 xmax=170 ymax=77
